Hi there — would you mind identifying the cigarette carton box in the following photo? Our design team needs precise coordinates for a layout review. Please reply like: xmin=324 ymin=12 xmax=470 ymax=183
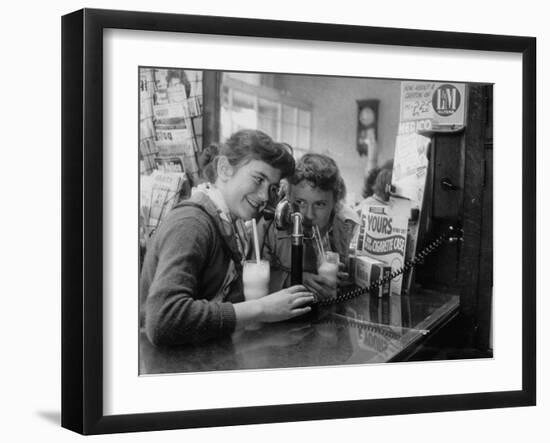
xmin=354 ymin=255 xmax=391 ymax=298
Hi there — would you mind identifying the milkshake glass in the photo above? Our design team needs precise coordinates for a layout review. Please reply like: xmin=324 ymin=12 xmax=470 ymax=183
xmin=242 ymin=260 xmax=270 ymax=330
xmin=243 ymin=260 xmax=270 ymax=301
xmin=317 ymin=251 xmax=339 ymax=298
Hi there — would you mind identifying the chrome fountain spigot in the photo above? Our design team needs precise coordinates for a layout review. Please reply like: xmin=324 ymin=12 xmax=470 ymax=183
xmin=289 ymin=212 xmax=304 ymax=285
xmin=268 ymin=199 xmax=305 ymax=285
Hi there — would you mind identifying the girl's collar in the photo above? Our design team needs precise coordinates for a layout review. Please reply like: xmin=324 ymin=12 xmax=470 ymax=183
xmin=191 ymin=182 xmax=250 ymax=261
xmin=193 ymin=182 xmax=233 ymax=223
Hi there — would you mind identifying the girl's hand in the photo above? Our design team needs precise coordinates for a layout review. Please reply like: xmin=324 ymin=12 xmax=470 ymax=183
xmin=258 ymin=285 xmax=314 ymax=322
xmin=303 ymin=272 xmax=335 ymax=302
xmin=337 ymin=262 xmax=349 ymax=284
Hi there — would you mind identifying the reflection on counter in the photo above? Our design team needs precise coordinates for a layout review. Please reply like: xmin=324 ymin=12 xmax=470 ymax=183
xmin=140 ymin=291 xmax=459 ymax=374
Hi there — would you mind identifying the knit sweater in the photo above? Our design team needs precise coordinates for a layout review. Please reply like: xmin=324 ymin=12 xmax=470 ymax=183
xmin=140 ymin=193 xmax=245 ymax=346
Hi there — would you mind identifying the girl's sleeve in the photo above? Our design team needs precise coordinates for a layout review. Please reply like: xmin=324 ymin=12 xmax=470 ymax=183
xmin=144 ymin=211 xmax=236 ymax=346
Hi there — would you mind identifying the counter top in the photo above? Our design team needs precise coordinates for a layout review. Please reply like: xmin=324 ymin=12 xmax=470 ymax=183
xmin=139 ymin=290 xmax=459 ymax=375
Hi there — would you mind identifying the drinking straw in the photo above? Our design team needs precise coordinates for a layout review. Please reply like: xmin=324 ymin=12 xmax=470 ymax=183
xmin=314 ymin=225 xmax=326 ymax=260
xmin=313 ymin=225 xmax=322 ymax=255
xmin=252 ymin=218 xmax=261 ymax=264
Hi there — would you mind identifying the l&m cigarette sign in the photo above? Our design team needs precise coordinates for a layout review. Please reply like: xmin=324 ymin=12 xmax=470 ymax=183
xmin=432 ymin=84 xmax=462 ymax=117
xmin=399 ymin=82 xmax=466 ymax=134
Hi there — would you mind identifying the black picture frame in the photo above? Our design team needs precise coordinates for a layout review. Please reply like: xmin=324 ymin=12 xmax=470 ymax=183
xmin=61 ymin=8 xmax=536 ymax=435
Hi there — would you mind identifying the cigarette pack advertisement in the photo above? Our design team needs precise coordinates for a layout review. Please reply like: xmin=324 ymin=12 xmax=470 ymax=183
xmin=358 ymin=205 xmax=408 ymax=295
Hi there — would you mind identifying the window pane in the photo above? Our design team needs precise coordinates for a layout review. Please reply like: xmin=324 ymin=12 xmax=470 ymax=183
xmin=228 ymin=90 xmax=257 ymax=131
xmin=259 ymin=99 xmax=278 ymax=120
xmin=297 ymin=126 xmax=310 ymax=150
xmin=232 ymin=90 xmax=255 ymax=110
xmin=282 ymin=105 xmax=297 ymax=124
xmin=258 ymin=118 xmax=278 ymax=138
xmin=220 ymin=106 xmax=233 ymax=140
xmin=232 ymin=108 xmax=257 ymax=132
xmin=298 ymin=109 xmax=311 ymax=128
xmin=282 ymin=122 xmax=297 ymax=146
xmin=258 ymin=99 xmax=279 ymax=138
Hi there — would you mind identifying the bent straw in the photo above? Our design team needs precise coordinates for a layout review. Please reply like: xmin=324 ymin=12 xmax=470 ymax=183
xmin=252 ymin=218 xmax=261 ymax=264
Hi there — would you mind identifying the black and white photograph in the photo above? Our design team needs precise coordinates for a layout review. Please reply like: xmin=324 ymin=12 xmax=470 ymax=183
xmin=138 ymin=68 xmax=494 ymax=374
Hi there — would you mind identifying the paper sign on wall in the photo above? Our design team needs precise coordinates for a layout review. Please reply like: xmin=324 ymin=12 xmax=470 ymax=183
xmin=392 ymin=132 xmax=430 ymax=203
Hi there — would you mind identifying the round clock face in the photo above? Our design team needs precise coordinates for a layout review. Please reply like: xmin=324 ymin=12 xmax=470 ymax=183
xmin=359 ymin=107 xmax=376 ymax=126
